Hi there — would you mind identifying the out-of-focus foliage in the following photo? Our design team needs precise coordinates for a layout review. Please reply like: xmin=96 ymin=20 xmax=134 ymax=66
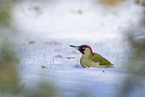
xmin=135 ymin=0 xmax=145 ymax=6
xmin=99 ymin=0 xmax=145 ymax=6
xmin=0 ymin=0 xmax=59 ymax=97
xmin=22 ymin=81 xmax=59 ymax=97
xmin=0 ymin=0 xmax=16 ymax=30
xmin=99 ymin=0 xmax=124 ymax=6
xmin=114 ymin=13 xmax=145 ymax=97
xmin=0 ymin=40 xmax=19 ymax=93
xmin=0 ymin=0 xmax=20 ymax=94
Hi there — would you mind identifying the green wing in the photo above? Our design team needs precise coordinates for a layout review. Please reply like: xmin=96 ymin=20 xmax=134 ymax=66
xmin=91 ymin=53 xmax=112 ymax=65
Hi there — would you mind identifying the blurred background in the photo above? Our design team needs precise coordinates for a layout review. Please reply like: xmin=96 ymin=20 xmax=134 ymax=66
xmin=0 ymin=0 xmax=145 ymax=97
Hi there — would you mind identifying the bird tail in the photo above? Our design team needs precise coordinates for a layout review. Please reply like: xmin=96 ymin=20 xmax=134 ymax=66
xmin=108 ymin=64 xmax=115 ymax=68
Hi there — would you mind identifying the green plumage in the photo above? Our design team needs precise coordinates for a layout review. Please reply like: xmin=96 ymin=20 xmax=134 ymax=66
xmin=80 ymin=53 xmax=114 ymax=68
xmin=91 ymin=53 xmax=111 ymax=65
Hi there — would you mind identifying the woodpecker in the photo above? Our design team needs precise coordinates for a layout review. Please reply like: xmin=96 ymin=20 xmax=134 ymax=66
xmin=70 ymin=45 xmax=114 ymax=68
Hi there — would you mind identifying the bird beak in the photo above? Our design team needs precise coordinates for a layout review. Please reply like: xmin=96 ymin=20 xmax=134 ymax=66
xmin=70 ymin=45 xmax=79 ymax=50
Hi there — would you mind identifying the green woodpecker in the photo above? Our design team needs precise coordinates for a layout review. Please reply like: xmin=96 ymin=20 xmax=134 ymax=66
xmin=70 ymin=45 xmax=114 ymax=68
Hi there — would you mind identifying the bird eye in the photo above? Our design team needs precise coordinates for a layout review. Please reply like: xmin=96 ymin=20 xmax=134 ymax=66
xmin=82 ymin=47 xmax=86 ymax=50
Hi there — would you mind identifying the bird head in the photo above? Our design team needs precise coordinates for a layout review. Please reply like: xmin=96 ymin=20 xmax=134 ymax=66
xmin=70 ymin=45 xmax=95 ymax=56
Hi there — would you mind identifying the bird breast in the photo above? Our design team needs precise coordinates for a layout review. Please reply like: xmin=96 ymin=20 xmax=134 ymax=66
xmin=80 ymin=56 xmax=100 ymax=68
